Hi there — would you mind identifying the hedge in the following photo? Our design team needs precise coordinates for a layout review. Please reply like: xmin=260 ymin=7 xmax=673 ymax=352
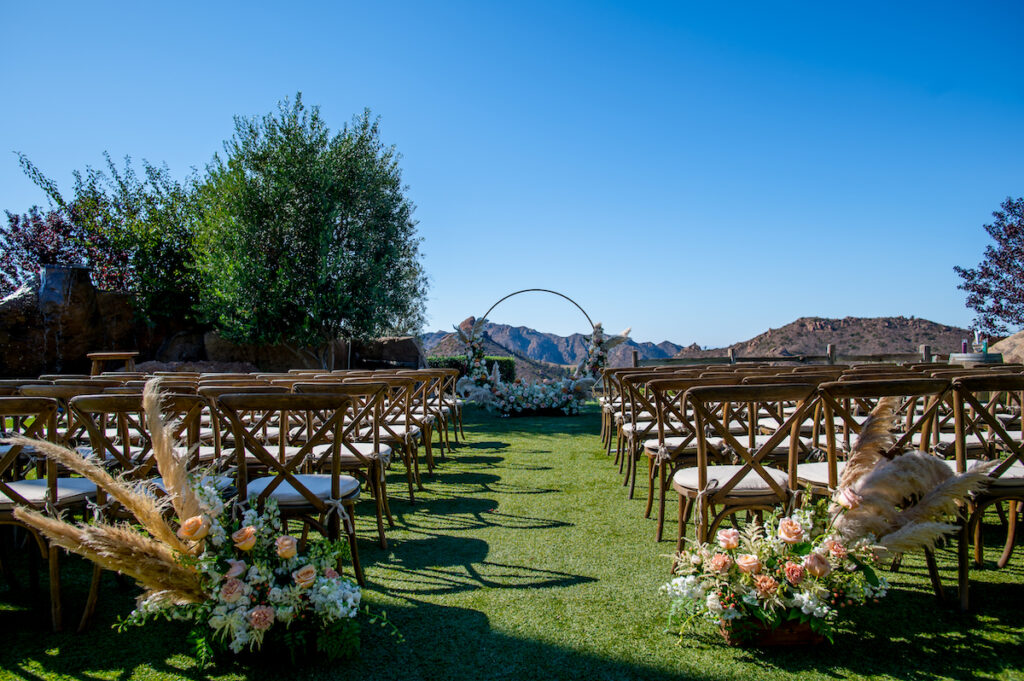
xmin=428 ymin=355 xmax=516 ymax=382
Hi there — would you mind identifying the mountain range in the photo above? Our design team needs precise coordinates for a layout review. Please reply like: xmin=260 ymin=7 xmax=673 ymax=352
xmin=423 ymin=316 xmax=975 ymax=370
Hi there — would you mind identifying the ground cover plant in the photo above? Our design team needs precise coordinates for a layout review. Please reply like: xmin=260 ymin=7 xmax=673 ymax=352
xmin=1 ymin=405 xmax=1023 ymax=680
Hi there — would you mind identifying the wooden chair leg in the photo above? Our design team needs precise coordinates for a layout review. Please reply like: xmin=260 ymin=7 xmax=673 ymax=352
xmin=78 ymin=565 xmax=103 ymax=632
xmin=345 ymin=508 xmax=366 ymax=587
xmin=997 ymin=500 xmax=1019 ymax=569
xmin=644 ymin=457 xmax=656 ymax=519
xmin=923 ymin=548 xmax=945 ymax=604
xmin=48 ymin=545 xmax=62 ymax=632
xmin=372 ymin=476 xmax=387 ymax=550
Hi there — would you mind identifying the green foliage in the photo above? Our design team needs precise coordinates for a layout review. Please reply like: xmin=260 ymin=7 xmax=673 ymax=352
xmin=195 ymin=93 xmax=427 ymax=367
xmin=428 ymin=355 xmax=515 ymax=382
xmin=15 ymin=152 xmax=203 ymax=324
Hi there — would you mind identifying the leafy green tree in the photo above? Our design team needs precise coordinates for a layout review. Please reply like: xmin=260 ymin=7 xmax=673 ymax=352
xmin=195 ymin=94 xmax=427 ymax=367
xmin=15 ymin=153 xmax=203 ymax=324
xmin=955 ymin=197 xmax=1024 ymax=334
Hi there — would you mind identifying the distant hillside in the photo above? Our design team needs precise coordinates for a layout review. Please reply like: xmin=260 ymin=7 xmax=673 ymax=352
xmin=423 ymin=322 xmax=683 ymax=368
xmin=674 ymin=316 xmax=973 ymax=359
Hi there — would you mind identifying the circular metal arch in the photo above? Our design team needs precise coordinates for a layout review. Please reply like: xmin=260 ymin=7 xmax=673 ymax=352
xmin=481 ymin=288 xmax=595 ymax=332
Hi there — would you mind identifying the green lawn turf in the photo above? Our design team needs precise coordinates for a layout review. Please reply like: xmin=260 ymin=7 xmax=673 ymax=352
xmin=1 ymin=404 xmax=1023 ymax=680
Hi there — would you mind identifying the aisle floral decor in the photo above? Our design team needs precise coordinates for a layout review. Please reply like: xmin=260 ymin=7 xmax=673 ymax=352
xmin=8 ymin=381 xmax=393 ymax=665
xmin=664 ymin=501 xmax=886 ymax=645
xmin=490 ymin=377 xmax=589 ymax=416
xmin=575 ymin=323 xmax=631 ymax=378
xmin=454 ymin=316 xmax=489 ymax=386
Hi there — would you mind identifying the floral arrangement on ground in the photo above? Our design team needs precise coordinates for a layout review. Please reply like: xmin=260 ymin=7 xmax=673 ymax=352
xmin=9 ymin=381 xmax=396 ymax=665
xmin=489 ymin=377 xmax=590 ymax=416
xmin=663 ymin=500 xmax=886 ymax=645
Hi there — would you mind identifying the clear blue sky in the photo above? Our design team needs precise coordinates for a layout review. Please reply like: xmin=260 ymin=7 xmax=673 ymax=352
xmin=2 ymin=1 xmax=1022 ymax=347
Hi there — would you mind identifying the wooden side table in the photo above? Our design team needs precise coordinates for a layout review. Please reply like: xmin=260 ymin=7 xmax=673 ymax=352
xmin=87 ymin=351 xmax=140 ymax=376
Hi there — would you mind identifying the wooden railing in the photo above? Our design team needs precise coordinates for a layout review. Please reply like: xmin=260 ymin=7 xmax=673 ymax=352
xmin=634 ymin=344 xmax=939 ymax=367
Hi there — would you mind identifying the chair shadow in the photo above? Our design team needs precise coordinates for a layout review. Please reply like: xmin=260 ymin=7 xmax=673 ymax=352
xmin=389 ymin=496 xmax=571 ymax=533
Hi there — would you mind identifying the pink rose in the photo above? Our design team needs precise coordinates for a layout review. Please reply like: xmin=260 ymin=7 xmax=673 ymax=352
xmin=293 ymin=564 xmax=317 ymax=589
xmin=804 ymin=552 xmax=832 ymax=578
xmin=224 ymin=559 xmax=246 ymax=579
xmin=735 ymin=554 xmax=761 ymax=574
xmin=177 ymin=515 xmax=210 ymax=541
xmin=324 ymin=567 xmax=339 ymax=579
xmin=248 ymin=605 xmax=275 ymax=631
xmin=836 ymin=487 xmax=862 ymax=510
xmin=754 ymin=574 xmax=779 ymax=598
xmin=777 ymin=518 xmax=804 ymax=544
xmin=219 ymin=578 xmax=246 ymax=604
xmin=830 ymin=542 xmax=848 ymax=560
xmin=709 ymin=553 xmax=733 ymax=573
xmin=232 ymin=526 xmax=257 ymax=552
xmin=784 ymin=561 xmax=805 ymax=585
xmin=717 ymin=528 xmax=740 ymax=550
xmin=275 ymin=535 xmax=298 ymax=559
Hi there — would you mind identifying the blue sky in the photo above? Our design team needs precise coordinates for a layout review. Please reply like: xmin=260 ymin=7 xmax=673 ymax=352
xmin=2 ymin=1 xmax=1022 ymax=347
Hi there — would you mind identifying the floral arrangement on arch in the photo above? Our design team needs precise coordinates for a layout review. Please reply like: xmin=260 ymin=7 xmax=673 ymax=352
xmin=9 ymin=382 xmax=391 ymax=664
xmin=664 ymin=501 xmax=886 ymax=644
xmin=454 ymin=316 xmax=489 ymax=386
xmin=575 ymin=323 xmax=630 ymax=378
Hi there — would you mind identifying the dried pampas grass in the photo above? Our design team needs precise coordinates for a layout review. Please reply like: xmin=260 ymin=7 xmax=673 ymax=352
xmin=143 ymin=379 xmax=202 ymax=523
xmin=838 ymin=396 xmax=899 ymax=489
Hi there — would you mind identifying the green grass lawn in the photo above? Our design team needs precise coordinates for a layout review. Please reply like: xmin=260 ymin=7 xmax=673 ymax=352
xmin=2 ymin=404 xmax=1023 ymax=680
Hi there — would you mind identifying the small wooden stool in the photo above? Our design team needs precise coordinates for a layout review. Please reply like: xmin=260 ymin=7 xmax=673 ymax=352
xmin=87 ymin=351 xmax=140 ymax=376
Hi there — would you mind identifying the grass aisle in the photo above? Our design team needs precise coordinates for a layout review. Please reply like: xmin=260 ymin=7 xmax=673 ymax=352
xmin=2 ymin=404 xmax=1023 ymax=680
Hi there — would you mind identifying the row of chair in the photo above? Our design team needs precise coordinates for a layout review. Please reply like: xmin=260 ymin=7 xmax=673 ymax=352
xmin=0 ymin=367 xmax=467 ymax=630
xmin=599 ymin=362 xmax=1024 ymax=608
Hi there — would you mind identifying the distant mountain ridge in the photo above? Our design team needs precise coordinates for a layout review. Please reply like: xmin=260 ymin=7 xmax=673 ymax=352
xmin=673 ymin=316 xmax=973 ymax=359
xmin=422 ymin=315 xmax=974 ymax=370
xmin=422 ymin=322 xmax=684 ymax=368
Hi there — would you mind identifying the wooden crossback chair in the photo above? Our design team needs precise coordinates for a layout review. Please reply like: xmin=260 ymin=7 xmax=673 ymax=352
xmin=646 ymin=376 xmax=741 ymax=541
xmin=673 ymin=383 xmax=818 ymax=554
xmin=804 ymin=378 xmax=951 ymax=495
xmin=219 ymin=393 xmax=364 ymax=586
xmin=952 ymin=373 xmax=1024 ymax=610
xmin=0 ymin=396 xmax=99 ymax=631
xmin=294 ymin=382 xmax=396 ymax=548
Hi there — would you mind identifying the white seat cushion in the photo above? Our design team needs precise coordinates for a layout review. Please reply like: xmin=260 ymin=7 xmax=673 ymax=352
xmin=643 ymin=436 xmax=694 ymax=453
xmin=673 ymin=464 xmax=788 ymax=495
xmin=0 ymin=478 xmax=97 ymax=508
xmin=245 ymin=474 xmax=360 ymax=505
xmin=152 ymin=475 xmax=233 ymax=493
xmin=796 ymin=461 xmax=847 ymax=487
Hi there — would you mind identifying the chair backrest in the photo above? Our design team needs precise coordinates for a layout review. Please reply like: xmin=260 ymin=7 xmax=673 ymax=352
xmin=951 ymin=373 xmax=1024 ymax=478
xmin=647 ymin=376 xmax=743 ymax=452
xmin=70 ymin=394 xmax=154 ymax=476
xmin=0 ymin=396 xmax=58 ymax=508
xmin=294 ymin=382 xmax=387 ymax=462
xmin=218 ymin=393 xmax=352 ymax=509
xmin=684 ymin=383 xmax=819 ymax=509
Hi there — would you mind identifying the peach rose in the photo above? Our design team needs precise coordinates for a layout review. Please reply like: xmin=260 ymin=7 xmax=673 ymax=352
xmin=220 ymin=578 xmax=246 ymax=604
xmin=735 ymin=554 xmax=761 ymax=574
xmin=224 ymin=559 xmax=246 ymax=579
xmin=293 ymin=564 xmax=317 ymax=589
xmin=836 ymin=487 xmax=862 ymax=510
xmin=777 ymin=517 xmax=804 ymax=544
xmin=804 ymin=552 xmax=832 ymax=578
xmin=754 ymin=574 xmax=779 ymax=598
xmin=177 ymin=515 xmax=210 ymax=542
xmin=232 ymin=526 xmax=257 ymax=552
xmin=830 ymin=542 xmax=848 ymax=560
xmin=784 ymin=561 xmax=805 ymax=585
xmin=717 ymin=528 xmax=740 ymax=550
xmin=324 ymin=567 xmax=339 ymax=579
xmin=248 ymin=605 xmax=275 ymax=631
xmin=275 ymin=535 xmax=298 ymax=559
xmin=709 ymin=553 xmax=733 ymax=574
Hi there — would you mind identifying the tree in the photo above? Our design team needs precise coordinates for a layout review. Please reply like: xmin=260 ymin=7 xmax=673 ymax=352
xmin=955 ymin=197 xmax=1024 ymax=334
xmin=195 ymin=94 xmax=427 ymax=368
xmin=0 ymin=207 xmax=88 ymax=297
xmin=13 ymin=153 xmax=203 ymax=323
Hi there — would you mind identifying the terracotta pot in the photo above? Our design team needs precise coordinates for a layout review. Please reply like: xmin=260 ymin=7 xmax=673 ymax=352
xmin=720 ymin=618 xmax=826 ymax=647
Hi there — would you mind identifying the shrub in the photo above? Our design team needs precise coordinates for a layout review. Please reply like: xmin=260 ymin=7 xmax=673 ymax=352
xmin=428 ymin=355 xmax=515 ymax=382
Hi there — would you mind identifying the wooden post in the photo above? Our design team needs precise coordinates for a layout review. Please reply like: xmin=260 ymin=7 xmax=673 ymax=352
xmin=826 ymin=344 xmax=836 ymax=365
xmin=631 ymin=349 xmax=639 ymax=367
xmin=920 ymin=344 xmax=933 ymax=363
xmin=727 ymin=348 xmax=736 ymax=365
